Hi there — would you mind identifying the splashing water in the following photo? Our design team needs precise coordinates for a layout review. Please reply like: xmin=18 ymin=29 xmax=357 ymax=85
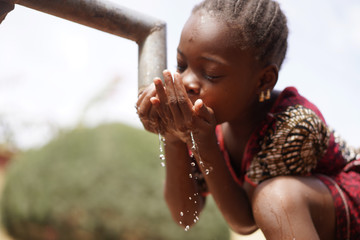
xmin=190 ymin=131 xmax=197 ymax=151
xmin=158 ymin=132 xmax=166 ymax=167
xmin=190 ymin=131 xmax=203 ymax=167
xmin=189 ymin=131 xmax=213 ymax=175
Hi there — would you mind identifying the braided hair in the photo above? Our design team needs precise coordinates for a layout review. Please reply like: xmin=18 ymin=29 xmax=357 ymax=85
xmin=193 ymin=0 xmax=288 ymax=69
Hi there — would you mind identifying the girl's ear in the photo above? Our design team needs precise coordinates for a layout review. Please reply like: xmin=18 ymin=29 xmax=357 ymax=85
xmin=256 ymin=64 xmax=279 ymax=93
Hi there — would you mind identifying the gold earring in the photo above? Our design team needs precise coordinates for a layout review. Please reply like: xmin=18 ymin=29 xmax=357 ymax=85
xmin=259 ymin=91 xmax=265 ymax=102
xmin=265 ymin=89 xmax=271 ymax=100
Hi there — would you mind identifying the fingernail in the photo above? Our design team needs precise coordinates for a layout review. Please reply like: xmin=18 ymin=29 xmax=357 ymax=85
xmin=153 ymin=77 xmax=161 ymax=84
xmin=195 ymin=99 xmax=203 ymax=106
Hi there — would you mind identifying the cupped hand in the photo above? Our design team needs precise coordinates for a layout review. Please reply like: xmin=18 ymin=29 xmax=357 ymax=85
xmin=136 ymin=82 xmax=160 ymax=134
xmin=150 ymin=70 xmax=217 ymax=144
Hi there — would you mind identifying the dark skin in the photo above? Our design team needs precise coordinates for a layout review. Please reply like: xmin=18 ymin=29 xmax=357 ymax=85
xmin=137 ymin=11 xmax=336 ymax=240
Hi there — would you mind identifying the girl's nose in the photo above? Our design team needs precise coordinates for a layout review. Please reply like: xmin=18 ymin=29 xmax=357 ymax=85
xmin=182 ymin=71 xmax=200 ymax=96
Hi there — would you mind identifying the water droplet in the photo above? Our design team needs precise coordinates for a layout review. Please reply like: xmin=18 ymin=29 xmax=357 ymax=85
xmin=158 ymin=132 xmax=166 ymax=166
xmin=205 ymin=169 xmax=210 ymax=175
xmin=194 ymin=219 xmax=197 ymax=223
xmin=184 ymin=225 xmax=190 ymax=231
xmin=189 ymin=197 xmax=192 ymax=200
xmin=190 ymin=131 xmax=197 ymax=150
xmin=180 ymin=212 xmax=184 ymax=216
xmin=189 ymin=174 xmax=193 ymax=178
xmin=190 ymin=162 xmax=196 ymax=167
xmin=196 ymin=216 xmax=199 ymax=220
xmin=194 ymin=201 xmax=197 ymax=204
xmin=179 ymin=221 xmax=182 ymax=225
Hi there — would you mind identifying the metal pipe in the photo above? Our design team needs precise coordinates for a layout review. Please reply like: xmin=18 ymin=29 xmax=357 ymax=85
xmin=15 ymin=0 xmax=167 ymax=90
xmin=0 ymin=0 xmax=15 ymax=23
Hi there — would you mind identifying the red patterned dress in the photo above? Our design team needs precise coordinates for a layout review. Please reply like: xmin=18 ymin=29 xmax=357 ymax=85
xmin=213 ymin=87 xmax=360 ymax=239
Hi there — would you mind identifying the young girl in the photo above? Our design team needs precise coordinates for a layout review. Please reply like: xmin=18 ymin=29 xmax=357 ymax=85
xmin=136 ymin=0 xmax=360 ymax=239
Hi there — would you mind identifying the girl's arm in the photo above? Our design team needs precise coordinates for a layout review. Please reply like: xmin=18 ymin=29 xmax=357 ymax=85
xmin=191 ymin=127 xmax=257 ymax=234
xmin=163 ymin=135 xmax=206 ymax=229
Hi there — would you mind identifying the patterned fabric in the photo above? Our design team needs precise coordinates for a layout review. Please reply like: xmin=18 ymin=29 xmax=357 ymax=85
xmin=247 ymin=105 xmax=331 ymax=184
xmin=215 ymin=87 xmax=360 ymax=239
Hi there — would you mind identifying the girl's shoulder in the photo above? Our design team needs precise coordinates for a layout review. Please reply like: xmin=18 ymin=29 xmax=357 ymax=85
xmin=244 ymin=86 xmax=333 ymax=185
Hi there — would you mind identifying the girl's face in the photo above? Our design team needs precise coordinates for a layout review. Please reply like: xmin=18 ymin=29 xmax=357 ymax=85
xmin=177 ymin=12 xmax=263 ymax=124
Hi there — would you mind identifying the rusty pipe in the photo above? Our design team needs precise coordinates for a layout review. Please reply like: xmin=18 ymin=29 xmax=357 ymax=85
xmin=14 ymin=0 xmax=167 ymax=90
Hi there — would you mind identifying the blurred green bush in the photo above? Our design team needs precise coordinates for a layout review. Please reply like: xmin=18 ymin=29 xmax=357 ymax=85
xmin=0 ymin=123 xmax=229 ymax=240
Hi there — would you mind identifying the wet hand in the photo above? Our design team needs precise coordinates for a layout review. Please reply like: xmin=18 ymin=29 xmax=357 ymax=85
xmin=136 ymin=83 xmax=161 ymax=134
xmin=150 ymin=70 xmax=217 ymax=143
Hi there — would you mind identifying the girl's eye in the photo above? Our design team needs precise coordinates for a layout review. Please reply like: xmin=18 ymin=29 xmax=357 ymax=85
xmin=203 ymin=73 xmax=222 ymax=82
xmin=176 ymin=64 xmax=187 ymax=73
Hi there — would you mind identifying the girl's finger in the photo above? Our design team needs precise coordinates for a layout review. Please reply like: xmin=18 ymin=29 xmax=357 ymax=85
xmin=173 ymin=72 xmax=193 ymax=125
xmin=163 ymin=70 xmax=184 ymax=128
xmin=136 ymin=84 xmax=151 ymax=107
xmin=151 ymin=96 xmax=167 ymax=122
xmin=136 ymin=85 xmax=156 ymax=118
xmin=153 ymin=77 xmax=172 ymax=119
xmin=153 ymin=77 xmax=166 ymax=103
xmin=150 ymin=97 xmax=167 ymax=134
xmin=193 ymin=99 xmax=215 ymax=124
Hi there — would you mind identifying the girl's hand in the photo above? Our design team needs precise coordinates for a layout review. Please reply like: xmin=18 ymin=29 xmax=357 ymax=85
xmin=150 ymin=70 xmax=217 ymax=144
xmin=136 ymin=83 xmax=161 ymax=134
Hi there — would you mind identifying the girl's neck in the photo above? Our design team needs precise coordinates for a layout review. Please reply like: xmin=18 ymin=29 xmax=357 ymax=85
xmin=223 ymin=90 xmax=280 ymax=141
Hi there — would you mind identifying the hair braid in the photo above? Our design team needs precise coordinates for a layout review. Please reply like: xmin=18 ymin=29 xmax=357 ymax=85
xmin=192 ymin=0 xmax=288 ymax=69
xmin=233 ymin=0 xmax=246 ymax=15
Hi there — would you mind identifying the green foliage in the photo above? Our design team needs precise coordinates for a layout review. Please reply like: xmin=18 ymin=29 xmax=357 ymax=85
xmin=1 ymin=123 xmax=229 ymax=240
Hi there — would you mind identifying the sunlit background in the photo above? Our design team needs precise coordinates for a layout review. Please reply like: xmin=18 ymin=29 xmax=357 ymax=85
xmin=1 ymin=0 xmax=359 ymax=149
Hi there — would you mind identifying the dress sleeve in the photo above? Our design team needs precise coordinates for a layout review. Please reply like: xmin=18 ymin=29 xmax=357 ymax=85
xmin=246 ymin=105 xmax=331 ymax=185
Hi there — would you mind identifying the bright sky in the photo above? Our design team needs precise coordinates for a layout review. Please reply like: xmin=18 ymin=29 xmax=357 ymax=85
xmin=0 ymin=0 xmax=359 ymax=149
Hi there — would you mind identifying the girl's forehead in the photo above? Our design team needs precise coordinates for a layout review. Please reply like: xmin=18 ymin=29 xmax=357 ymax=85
xmin=183 ymin=12 xmax=228 ymax=40
xmin=180 ymin=12 xmax=246 ymax=58
xmin=179 ymin=12 xmax=259 ymax=69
